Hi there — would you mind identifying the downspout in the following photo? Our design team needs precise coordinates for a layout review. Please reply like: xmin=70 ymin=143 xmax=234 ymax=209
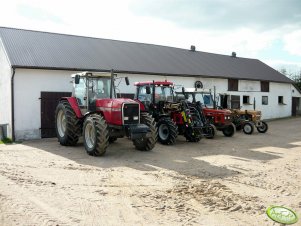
xmin=11 ymin=67 xmax=16 ymax=141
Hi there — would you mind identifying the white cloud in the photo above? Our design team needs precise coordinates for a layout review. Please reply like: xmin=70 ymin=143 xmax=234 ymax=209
xmin=283 ymin=30 xmax=301 ymax=57
xmin=0 ymin=0 xmax=300 ymax=73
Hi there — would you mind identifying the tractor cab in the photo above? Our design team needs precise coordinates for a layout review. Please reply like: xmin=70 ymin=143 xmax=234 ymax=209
xmin=72 ymin=72 xmax=114 ymax=114
xmin=134 ymin=81 xmax=174 ymax=112
xmin=176 ymin=88 xmax=214 ymax=108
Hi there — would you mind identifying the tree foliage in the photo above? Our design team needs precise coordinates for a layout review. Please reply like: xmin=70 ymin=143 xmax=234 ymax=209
xmin=279 ymin=68 xmax=301 ymax=90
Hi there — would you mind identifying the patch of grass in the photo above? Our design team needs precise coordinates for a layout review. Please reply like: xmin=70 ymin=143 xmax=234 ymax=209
xmin=0 ymin=138 xmax=13 ymax=144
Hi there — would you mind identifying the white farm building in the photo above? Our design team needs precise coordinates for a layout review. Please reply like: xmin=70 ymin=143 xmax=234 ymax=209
xmin=0 ymin=27 xmax=300 ymax=141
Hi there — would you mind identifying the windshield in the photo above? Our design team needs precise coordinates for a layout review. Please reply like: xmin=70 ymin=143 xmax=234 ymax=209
xmin=154 ymin=86 xmax=174 ymax=103
xmin=194 ymin=93 xmax=214 ymax=107
xmin=88 ymin=77 xmax=113 ymax=99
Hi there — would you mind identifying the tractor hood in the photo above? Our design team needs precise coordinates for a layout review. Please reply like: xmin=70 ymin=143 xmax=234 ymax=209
xmin=95 ymin=98 xmax=137 ymax=109
xmin=203 ymin=108 xmax=231 ymax=115
xmin=95 ymin=98 xmax=139 ymax=126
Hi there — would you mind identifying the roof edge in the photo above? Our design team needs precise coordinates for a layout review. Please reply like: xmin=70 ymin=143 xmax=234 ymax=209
xmin=12 ymin=65 xmax=293 ymax=84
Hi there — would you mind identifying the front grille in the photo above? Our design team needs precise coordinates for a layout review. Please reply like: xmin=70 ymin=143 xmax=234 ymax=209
xmin=123 ymin=103 xmax=139 ymax=125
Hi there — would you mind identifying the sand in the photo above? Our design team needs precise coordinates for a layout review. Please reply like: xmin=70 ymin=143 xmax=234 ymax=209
xmin=0 ymin=117 xmax=300 ymax=225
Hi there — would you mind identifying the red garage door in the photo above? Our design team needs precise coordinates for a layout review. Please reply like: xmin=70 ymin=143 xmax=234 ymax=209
xmin=40 ymin=92 xmax=71 ymax=138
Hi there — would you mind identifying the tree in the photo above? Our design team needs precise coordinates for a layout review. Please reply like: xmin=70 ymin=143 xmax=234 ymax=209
xmin=279 ymin=67 xmax=301 ymax=90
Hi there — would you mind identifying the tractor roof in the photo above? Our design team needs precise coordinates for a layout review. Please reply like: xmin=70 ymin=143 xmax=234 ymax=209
xmin=175 ymin=88 xmax=212 ymax=94
xmin=71 ymin=71 xmax=111 ymax=78
xmin=134 ymin=81 xmax=174 ymax=86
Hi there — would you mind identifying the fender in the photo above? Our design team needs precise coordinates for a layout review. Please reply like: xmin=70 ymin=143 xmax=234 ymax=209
xmin=61 ymin=97 xmax=82 ymax=118
xmin=134 ymin=99 xmax=146 ymax=111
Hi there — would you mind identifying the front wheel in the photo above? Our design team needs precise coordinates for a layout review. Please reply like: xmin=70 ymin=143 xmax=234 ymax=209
xmin=133 ymin=113 xmax=157 ymax=151
xmin=184 ymin=127 xmax=202 ymax=142
xmin=205 ymin=124 xmax=216 ymax=139
xmin=257 ymin=121 xmax=268 ymax=133
xmin=222 ymin=123 xmax=236 ymax=137
xmin=157 ymin=118 xmax=178 ymax=145
xmin=243 ymin=122 xmax=254 ymax=135
xmin=83 ymin=114 xmax=109 ymax=156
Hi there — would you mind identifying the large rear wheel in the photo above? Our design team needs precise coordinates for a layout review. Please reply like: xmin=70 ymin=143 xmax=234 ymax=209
xmin=83 ymin=114 xmax=109 ymax=156
xmin=157 ymin=117 xmax=178 ymax=145
xmin=55 ymin=100 xmax=81 ymax=146
xmin=133 ymin=113 xmax=157 ymax=151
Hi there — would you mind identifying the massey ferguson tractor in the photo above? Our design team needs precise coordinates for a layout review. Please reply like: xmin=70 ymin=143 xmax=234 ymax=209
xmin=55 ymin=71 xmax=157 ymax=156
xmin=178 ymin=88 xmax=236 ymax=137
xmin=134 ymin=81 xmax=203 ymax=144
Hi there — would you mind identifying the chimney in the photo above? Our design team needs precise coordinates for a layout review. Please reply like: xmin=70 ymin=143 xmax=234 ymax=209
xmin=190 ymin=45 xmax=196 ymax=51
xmin=231 ymin=52 xmax=237 ymax=57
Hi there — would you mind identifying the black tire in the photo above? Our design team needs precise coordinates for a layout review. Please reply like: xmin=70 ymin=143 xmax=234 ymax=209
xmin=184 ymin=127 xmax=202 ymax=142
xmin=157 ymin=117 xmax=178 ymax=145
xmin=133 ymin=113 xmax=157 ymax=151
xmin=243 ymin=122 xmax=254 ymax=135
xmin=222 ymin=123 xmax=236 ymax=137
xmin=83 ymin=114 xmax=109 ymax=156
xmin=109 ymin=137 xmax=117 ymax=143
xmin=55 ymin=100 xmax=81 ymax=146
xmin=257 ymin=121 xmax=268 ymax=133
xmin=205 ymin=124 xmax=216 ymax=139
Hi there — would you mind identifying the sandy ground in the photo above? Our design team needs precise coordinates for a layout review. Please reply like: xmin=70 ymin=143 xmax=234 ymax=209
xmin=0 ymin=117 xmax=301 ymax=226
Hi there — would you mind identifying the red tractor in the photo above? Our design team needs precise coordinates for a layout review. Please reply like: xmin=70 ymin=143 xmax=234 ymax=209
xmin=178 ymin=88 xmax=236 ymax=137
xmin=55 ymin=71 xmax=157 ymax=156
xmin=134 ymin=81 xmax=203 ymax=144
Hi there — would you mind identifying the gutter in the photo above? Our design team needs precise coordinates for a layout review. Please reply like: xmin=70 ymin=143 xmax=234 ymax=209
xmin=11 ymin=67 xmax=15 ymax=141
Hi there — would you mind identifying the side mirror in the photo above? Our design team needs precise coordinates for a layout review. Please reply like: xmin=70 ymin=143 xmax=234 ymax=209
xmin=185 ymin=94 xmax=189 ymax=99
xmin=146 ymin=86 xmax=151 ymax=94
xmin=75 ymin=74 xmax=80 ymax=84
xmin=182 ymin=87 xmax=185 ymax=95
xmin=125 ymin=77 xmax=130 ymax=86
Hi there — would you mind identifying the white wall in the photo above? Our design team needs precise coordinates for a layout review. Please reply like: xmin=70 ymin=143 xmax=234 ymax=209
xmin=14 ymin=69 xmax=76 ymax=140
xmin=0 ymin=40 xmax=12 ymax=138
xmin=13 ymin=70 xmax=296 ymax=140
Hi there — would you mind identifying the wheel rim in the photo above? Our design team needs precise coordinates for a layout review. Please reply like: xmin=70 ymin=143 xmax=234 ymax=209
xmin=159 ymin=124 xmax=169 ymax=140
xmin=85 ymin=122 xmax=95 ymax=149
xmin=57 ymin=109 xmax=66 ymax=137
xmin=244 ymin=124 xmax=252 ymax=133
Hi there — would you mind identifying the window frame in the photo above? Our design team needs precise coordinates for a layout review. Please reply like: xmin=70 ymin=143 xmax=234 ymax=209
xmin=261 ymin=81 xmax=270 ymax=92
xmin=243 ymin=95 xmax=251 ymax=105
xmin=228 ymin=79 xmax=238 ymax=91
xmin=278 ymin=96 xmax=285 ymax=105
xmin=262 ymin=96 xmax=268 ymax=105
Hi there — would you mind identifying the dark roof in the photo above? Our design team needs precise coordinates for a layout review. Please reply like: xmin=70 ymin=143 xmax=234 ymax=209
xmin=0 ymin=27 xmax=292 ymax=83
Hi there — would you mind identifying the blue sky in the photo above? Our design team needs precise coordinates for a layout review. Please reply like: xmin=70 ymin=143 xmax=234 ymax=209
xmin=1 ymin=0 xmax=300 ymax=75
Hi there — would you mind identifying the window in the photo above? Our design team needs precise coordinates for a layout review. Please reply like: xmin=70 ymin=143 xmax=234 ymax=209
xmin=262 ymin=96 xmax=268 ymax=105
xmin=278 ymin=96 xmax=284 ymax=104
xmin=261 ymin=81 xmax=269 ymax=92
xmin=228 ymin=79 xmax=238 ymax=91
xmin=231 ymin=95 xmax=240 ymax=109
xmin=243 ymin=95 xmax=250 ymax=104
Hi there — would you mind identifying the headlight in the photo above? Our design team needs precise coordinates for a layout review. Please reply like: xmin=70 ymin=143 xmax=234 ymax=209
xmin=124 ymin=116 xmax=129 ymax=120
xmin=133 ymin=116 xmax=139 ymax=120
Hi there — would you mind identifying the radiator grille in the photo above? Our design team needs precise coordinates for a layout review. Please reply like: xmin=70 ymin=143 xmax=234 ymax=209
xmin=123 ymin=103 xmax=139 ymax=124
